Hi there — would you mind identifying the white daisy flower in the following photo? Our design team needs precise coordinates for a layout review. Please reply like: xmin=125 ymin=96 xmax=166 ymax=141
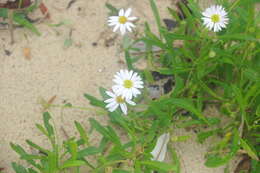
xmin=201 ymin=5 xmax=229 ymax=32
xmin=104 ymin=89 xmax=136 ymax=115
xmin=112 ymin=69 xmax=144 ymax=100
xmin=108 ymin=8 xmax=137 ymax=35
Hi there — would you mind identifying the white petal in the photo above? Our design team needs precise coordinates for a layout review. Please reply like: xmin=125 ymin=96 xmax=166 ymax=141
xmin=119 ymin=69 xmax=126 ymax=78
xmin=126 ymin=99 xmax=136 ymax=106
xmin=112 ymin=85 xmax=123 ymax=95
xmin=120 ymin=26 xmax=126 ymax=35
xmin=127 ymin=22 xmax=135 ymax=28
xmin=125 ymin=25 xmax=132 ymax=32
xmin=119 ymin=9 xmax=124 ymax=16
xmin=114 ymin=74 xmax=123 ymax=82
xmin=134 ymin=88 xmax=141 ymax=95
xmin=123 ymin=89 xmax=132 ymax=100
xmin=150 ymin=133 xmax=170 ymax=162
xmin=131 ymin=72 xmax=138 ymax=80
xmin=108 ymin=18 xmax=118 ymax=22
xmin=120 ymin=103 xmax=128 ymax=115
xmin=106 ymin=91 xmax=115 ymax=98
xmin=108 ymin=22 xmax=118 ymax=26
xmin=113 ymin=78 xmax=123 ymax=85
xmin=129 ymin=70 xmax=134 ymax=78
xmin=109 ymin=16 xmax=119 ymax=20
xmin=202 ymin=12 xmax=210 ymax=18
xmin=208 ymin=22 xmax=214 ymax=30
xmin=123 ymin=69 xmax=129 ymax=78
xmin=125 ymin=8 xmax=132 ymax=17
xmin=113 ymin=24 xmax=120 ymax=32
xmin=128 ymin=16 xmax=137 ymax=21
xmin=106 ymin=101 xmax=117 ymax=109
xmin=104 ymin=98 xmax=115 ymax=103
xmin=109 ymin=103 xmax=119 ymax=112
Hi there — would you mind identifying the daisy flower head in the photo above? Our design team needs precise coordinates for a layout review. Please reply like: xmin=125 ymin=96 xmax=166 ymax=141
xmin=104 ymin=89 xmax=136 ymax=115
xmin=202 ymin=5 xmax=229 ymax=32
xmin=112 ymin=69 xmax=144 ymax=100
xmin=108 ymin=8 xmax=137 ymax=35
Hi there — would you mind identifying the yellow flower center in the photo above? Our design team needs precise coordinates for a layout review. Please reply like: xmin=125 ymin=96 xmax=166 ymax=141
xmin=116 ymin=96 xmax=125 ymax=103
xmin=123 ymin=80 xmax=133 ymax=89
xmin=211 ymin=14 xmax=220 ymax=23
xmin=118 ymin=16 xmax=127 ymax=24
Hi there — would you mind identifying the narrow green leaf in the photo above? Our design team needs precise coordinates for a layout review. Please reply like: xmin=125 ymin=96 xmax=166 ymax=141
xmin=105 ymin=2 xmax=118 ymax=16
xmin=113 ymin=169 xmax=131 ymax=173
xmin=199 ymin=81 xmax=225 ymax=101
xmin=140 ymin=161 xmax=177 ymax=171
xmin=106 ymin=126 xmax=122 ymax=146
xmin=171 ymin=75 xmax=184 ymax=97
xmin=169 ymin=146 xmax=181 ymax=173
xmin=47 ymin=151 xmax=59 ymax=171
xmin=251 ymin=159 xmax=260 ymax=173
xmin=35 ymin=124 xmax=49 ymax=138
xmin=68 ymin=140 xmax=78 ymax=160
xmin=218 ymin=34 xmax=257 ymax=41
xmin=11 ymin=162 xmax=28 ymax=173
xmin=142 ymin=30 xmax=166 ymax=49
xmin=99 ymin=87 xmax=109 ymax=99
xmin=89 ymin=118 xmax=110 ymax=138
xmin=13 ymin=14 xmax=41 ymax=36
xmin=28 ymin=168 xmax=37 ymax=173
xmin=197 ymin=129 xmax=220 ymax=143
xmin=125 ymin=50 xmax=134 ymax=70
xmin=205 ymin=155 xmax=231 ymax=168
xmin=10 ymin=143 xmax=42 ymax=170
xmin=84 ymin=93 xmax=105 ymax=108
xmin=149 ymin=0 xmax=162 ymax=33
xmin=240 ymin=138 xmax=259 ymax=161
xmin=168 ymin=7 xmax=181 ymax=23
xmin=64 ymin=38 xmax=73 ymax=48
xmin=163 ymin=32 xmax=199 ymax=41
xmin=26 ymin=140 xmax=49 ymax=155
xmin=75 ymin=121 xmax=89 ymax=146
xmin=60 ymin=160 xmax=85 ymax=169
xmin=170 ymin=98 xmax=208 ymax=123
xmin=77 ymin=146 xmax=101 ymax=159
xmin=43 ymin=112 xmax=54 ymax=137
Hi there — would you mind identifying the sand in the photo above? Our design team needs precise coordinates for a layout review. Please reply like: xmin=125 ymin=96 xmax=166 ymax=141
xmin=0 ymin=0 xmax=231 ymax=172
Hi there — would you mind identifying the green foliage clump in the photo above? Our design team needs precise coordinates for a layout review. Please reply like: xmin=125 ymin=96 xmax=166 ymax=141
xmin=0 ymin=0 xmax=41 ymax=35
xmin=9 ymin=0 xmax=260 ymax=172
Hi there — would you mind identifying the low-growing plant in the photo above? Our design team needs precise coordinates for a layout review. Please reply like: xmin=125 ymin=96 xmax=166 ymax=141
xmin=10 ymin=0 xmax=260 ymax=172
xmin=11 ymin=109 xmax=179 ymax=172
xmin=132 ymin=0 xmax=260 ymax=170
xmin=0 ymin=0 xmax=41 ymax=43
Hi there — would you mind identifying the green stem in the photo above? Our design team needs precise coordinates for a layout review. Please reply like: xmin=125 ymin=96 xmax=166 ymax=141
xmin=18 ymin=0 xmax=23 ymax=9
xmin=48 ymin=104 xmax=106 ymax=115
xmin=92 ymin=160 xmax=129 ymax=172
xmin=229 ymin=0 xmax=241 ymax=12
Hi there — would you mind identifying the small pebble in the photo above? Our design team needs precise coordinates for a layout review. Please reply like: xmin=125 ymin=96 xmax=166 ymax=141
xmin=163 ymin=78 xmax=174 ymax=94
xmin=148 ymin=85 xmax=161 ymax=99
xmin=151 ymin=71 xmax=171 ymax=81
xmin=4 ymin=49 xmax=11 ymax=56
xmin=163 ymin=18 xmax=178 ymax=31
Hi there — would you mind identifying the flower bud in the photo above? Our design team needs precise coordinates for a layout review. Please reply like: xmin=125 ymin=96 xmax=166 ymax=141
xmin=209 ymin=50 xmax=216 ymax=58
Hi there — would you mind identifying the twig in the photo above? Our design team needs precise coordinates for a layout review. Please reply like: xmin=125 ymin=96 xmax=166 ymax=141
xmin=238 ymin=114 xmax=244 ymax=137
xmin=8 ymin=9 xmax=14 ymax=44
xmin=66 ymin=0 xmax=77 ymax=10
xmin=61 ymin=126 xmax=69 ymax=139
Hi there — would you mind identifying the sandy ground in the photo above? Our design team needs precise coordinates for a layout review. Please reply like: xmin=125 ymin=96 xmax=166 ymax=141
xmin=0 ymin=0 xmax=234 ymax=172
